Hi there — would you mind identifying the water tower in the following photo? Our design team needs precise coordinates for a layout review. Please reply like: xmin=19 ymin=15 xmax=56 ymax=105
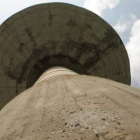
xmin=0 ymin=3 xmax=140 ymax=140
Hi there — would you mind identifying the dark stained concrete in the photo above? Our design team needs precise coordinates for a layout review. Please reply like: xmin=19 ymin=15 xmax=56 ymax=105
xmin=0 ymin=3 xmax=130 ymax=109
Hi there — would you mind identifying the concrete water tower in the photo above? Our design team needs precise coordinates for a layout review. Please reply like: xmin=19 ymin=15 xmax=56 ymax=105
xmin=0 ymin=3 xmax=140 ymax=140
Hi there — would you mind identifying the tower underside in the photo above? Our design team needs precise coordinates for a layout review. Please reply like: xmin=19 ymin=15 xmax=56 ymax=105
xmin=0 ymin=3 xmax=130 ymax=109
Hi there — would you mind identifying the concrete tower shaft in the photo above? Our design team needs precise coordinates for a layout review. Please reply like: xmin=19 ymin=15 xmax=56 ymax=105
xmin=34 ymin=67 xmax=78 ymax=85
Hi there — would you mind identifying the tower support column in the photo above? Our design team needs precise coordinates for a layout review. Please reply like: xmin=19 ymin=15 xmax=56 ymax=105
xmin=34 ymin=67 xmax=78 ymax=85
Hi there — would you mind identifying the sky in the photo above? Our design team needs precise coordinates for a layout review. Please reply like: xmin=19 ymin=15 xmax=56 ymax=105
xmin=0 ymin=0 xmax=140 ymax=88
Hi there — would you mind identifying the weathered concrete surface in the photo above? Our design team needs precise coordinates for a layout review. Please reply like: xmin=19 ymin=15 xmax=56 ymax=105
xmin=0 ymin=75 xmax=140 ymax=140
xmin=34 ymin=66 xmax=78 ymax=85
xmin=0 ymin=3 xmax=131 ymax=109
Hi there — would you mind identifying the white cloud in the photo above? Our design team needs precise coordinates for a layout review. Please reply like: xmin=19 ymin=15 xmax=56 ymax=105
xmin=126 ymin=19 xmax=140 ymax=87
xmin=113 ymin=14 xmax=137 ymax=34
xmin=84 ymin=0 xmax=120 ymax=16
xmin=130 ymin=13 xmax=137 ymax=21
xmin=113 ymin=20 xmax=129 ymax=33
